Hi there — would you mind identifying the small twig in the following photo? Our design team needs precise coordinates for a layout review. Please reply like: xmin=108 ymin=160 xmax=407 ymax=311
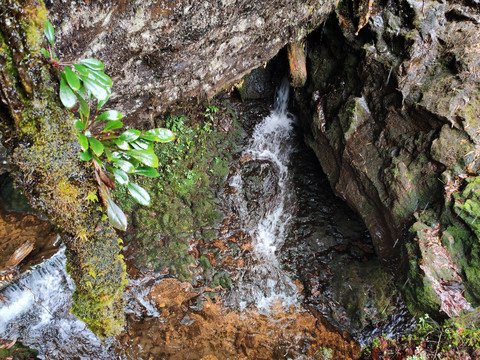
xmin=472 ymin=214 xmax=478 ymax=224
xmin=434 ymin=328 xmax=443 ymax=359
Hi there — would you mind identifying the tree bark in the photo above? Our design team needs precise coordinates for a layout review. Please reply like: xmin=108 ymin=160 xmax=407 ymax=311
xmin=0 ymin=0 xmax=126 ymax=337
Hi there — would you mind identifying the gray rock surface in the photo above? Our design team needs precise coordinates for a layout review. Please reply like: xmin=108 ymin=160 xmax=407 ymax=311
xmin=295 ymin=0 xmax=480 ymax=316
xmin=49 ymin=0 xmax=338 ymax=126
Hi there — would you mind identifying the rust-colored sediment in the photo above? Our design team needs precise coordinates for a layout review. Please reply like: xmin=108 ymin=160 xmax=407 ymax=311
xmin=119 ymin=278 xmax=360 ymax=360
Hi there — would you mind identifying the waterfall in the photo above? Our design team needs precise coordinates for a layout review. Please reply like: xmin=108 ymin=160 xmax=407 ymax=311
xmin=226 ymin=78 xmax=300 ymax=312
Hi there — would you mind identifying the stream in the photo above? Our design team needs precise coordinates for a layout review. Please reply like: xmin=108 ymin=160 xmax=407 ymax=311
xmin=223 ymin=78 xmax=300 ymax=312
xmin=0 ymin=80 xmax=413 ymax=358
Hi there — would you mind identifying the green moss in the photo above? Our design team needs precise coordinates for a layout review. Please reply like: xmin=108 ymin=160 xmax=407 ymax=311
xmin=442 ymin=176 xmax=480 ymax=305
xmin=0 ymin=1 xmax=126 ymax=337
xmin=114 ymin=104 xmax=241 ymax=286
xmin=22 ymin=2 xmax=47 ymax=52
xmin=461 ymin=95 xmax=480 ymax=141
xmin=403 ymin=243 xmax=442 ymax=316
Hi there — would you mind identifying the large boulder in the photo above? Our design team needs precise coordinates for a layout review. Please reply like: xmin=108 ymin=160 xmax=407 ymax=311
xmin=48 ymin=0 xmax=339 ymax=126
xmin=296 ymin=0 xmax=480 ymax=317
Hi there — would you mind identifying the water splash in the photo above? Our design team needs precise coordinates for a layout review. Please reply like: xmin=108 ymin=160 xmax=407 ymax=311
xmin=0 ymin=246 xmax=161 ymax=359
xmin=226 ymin=78 xmax=300 ymax=312
xmin=0 ymin=247 xmax=116 ymax=359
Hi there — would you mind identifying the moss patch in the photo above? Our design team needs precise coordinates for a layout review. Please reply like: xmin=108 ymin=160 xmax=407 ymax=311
xmin=115 ymin=101 xmax=241 ymax=285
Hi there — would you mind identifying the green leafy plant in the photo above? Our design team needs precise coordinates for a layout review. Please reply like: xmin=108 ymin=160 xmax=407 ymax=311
xmin=165 ymin=115 xmax=186 ymax=133
xmin=360 ymin=314 xmax=480 ymax=359
xmin=204 ymin=105 xmax=218 ymax=122
xmin=43 ymin=20 xmax=174 ymax=230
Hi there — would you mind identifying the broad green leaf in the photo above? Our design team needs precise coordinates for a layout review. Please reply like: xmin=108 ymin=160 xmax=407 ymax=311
xmin=104 ymin=148 xmax=113 ymax=161
xmin=90 ymin=70 xmax=112 ymax=87
xmin=109 ymin=151 xmax=121 ymax=159
xmin=97 ymin=87 xmax=111 ymax=110
xmin=127 ymin=183 xmax=151 ymax=206
xmin=59 ymin=78 xmax=77 ymax=109
xmin=73 ymin=64 xmax=90 ymax=77
xmin=82 ymin=76 xmax=108 ymax=101
xmin=88 ymin=137 xmax=104 ymax=156
xmin=79 ymin=149 xmax=93 ymax=161
xmin=103 ymin=120 xmax=123 ymax=132
xmin=110 ymin=151 xmax=123 ymax=160
xmin=76 ymin=85 xmax=88 ymax=101
xmin=75 ymin=93 xmax=90 ymax=120
xmin=113 ymin=169 xmax=129 ymax=185
xmin=41 ymin=48 xmax=49 ymax=58
xmin=114 ymin=159 xmax=135 ymax=173
xmin=65 ymin=66 xmax=81 ymax=91
xmin=119 ymin=129 xmax=141 ymax=143
xmin=113 ymin=138 xmax=130 ymax=150
xmin=130 ymin=141 xmax=144 ymax=150
xmin=128 ymin=149 xmax=159 ymax=168
xmin=102 ymin=186 xmax=127 ymax=231
xmin=79 ymin=58 xmax=104 ymax=71
xmin=78 ymin=132 xmax=89 ymax=151
xmin=131 ymin=138 xmax=153 ymax=150
xmin=135 ymin=166 xmax=160 ymax=178
xmin=44 ymin=20 xmax=54 ymax=46
xmin=96 ymin=110 xmax=122 ymax=121
xmin=75 ymin=120 xmax=85 ymax=130
xmin=143 ymin=128 xmax=175 ymax=142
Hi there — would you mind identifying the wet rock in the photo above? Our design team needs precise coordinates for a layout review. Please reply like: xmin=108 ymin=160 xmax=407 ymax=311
xmin=146 ymin=279 xmax=197 ymax=312
xmin=295 ymin=1 xmax=480 ymax=318
xmin=235 ymin=66 xmax=274 ymax=102
xmin=0 ymin=202 xmax=58 ymax=282
xmin=0 ymin=175 xmax=35 ymax=214
xmin=239 ymin=159 xmax=280 ymax=217
xmin=49 ymin=0 xmax=339 ymax=127
xmin=0 ymin=142 xmax=8 ymax=176
xmin=431 ymin=125 xmax=476 ymax=175
xmin=406 ymin=215 xmax=472 ymax=317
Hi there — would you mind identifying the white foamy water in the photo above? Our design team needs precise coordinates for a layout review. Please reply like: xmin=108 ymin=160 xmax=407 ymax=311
xmin=0 ymin=246 xmax=118 ymax=359
xmin=227 ymin=79 xmax=300 ymax=312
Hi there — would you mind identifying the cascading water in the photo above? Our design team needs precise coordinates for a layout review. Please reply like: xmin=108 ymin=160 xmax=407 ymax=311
xmin=225 ymin=78 xmax=300 ymax=312
xmin=0 ymin=246 xmax=117 ymax=359
xmin=0 ymin=75 xmax=413 ymax=358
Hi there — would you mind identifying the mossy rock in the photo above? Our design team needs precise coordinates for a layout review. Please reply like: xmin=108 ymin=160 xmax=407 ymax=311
xmin=330 ymin=256 xmax=396 ymax=330
xmin=431 ymin=125 xmax=475 ymax=174
xmin=338 ymin=96 xmax=371 ymax=141
xmin=0 ymin=2 xmax=126 ymax=337
xmin=0 ymin=174 xmax=35 ymax=213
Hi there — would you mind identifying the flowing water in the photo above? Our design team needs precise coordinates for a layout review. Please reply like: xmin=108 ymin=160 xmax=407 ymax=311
xmin=0 ymin=247 xmax=117 ymax=359
xmin=223 ymin=78 xmax=300 ymax=312
xmin=0 ymin=79 xmax=412 ymax=357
